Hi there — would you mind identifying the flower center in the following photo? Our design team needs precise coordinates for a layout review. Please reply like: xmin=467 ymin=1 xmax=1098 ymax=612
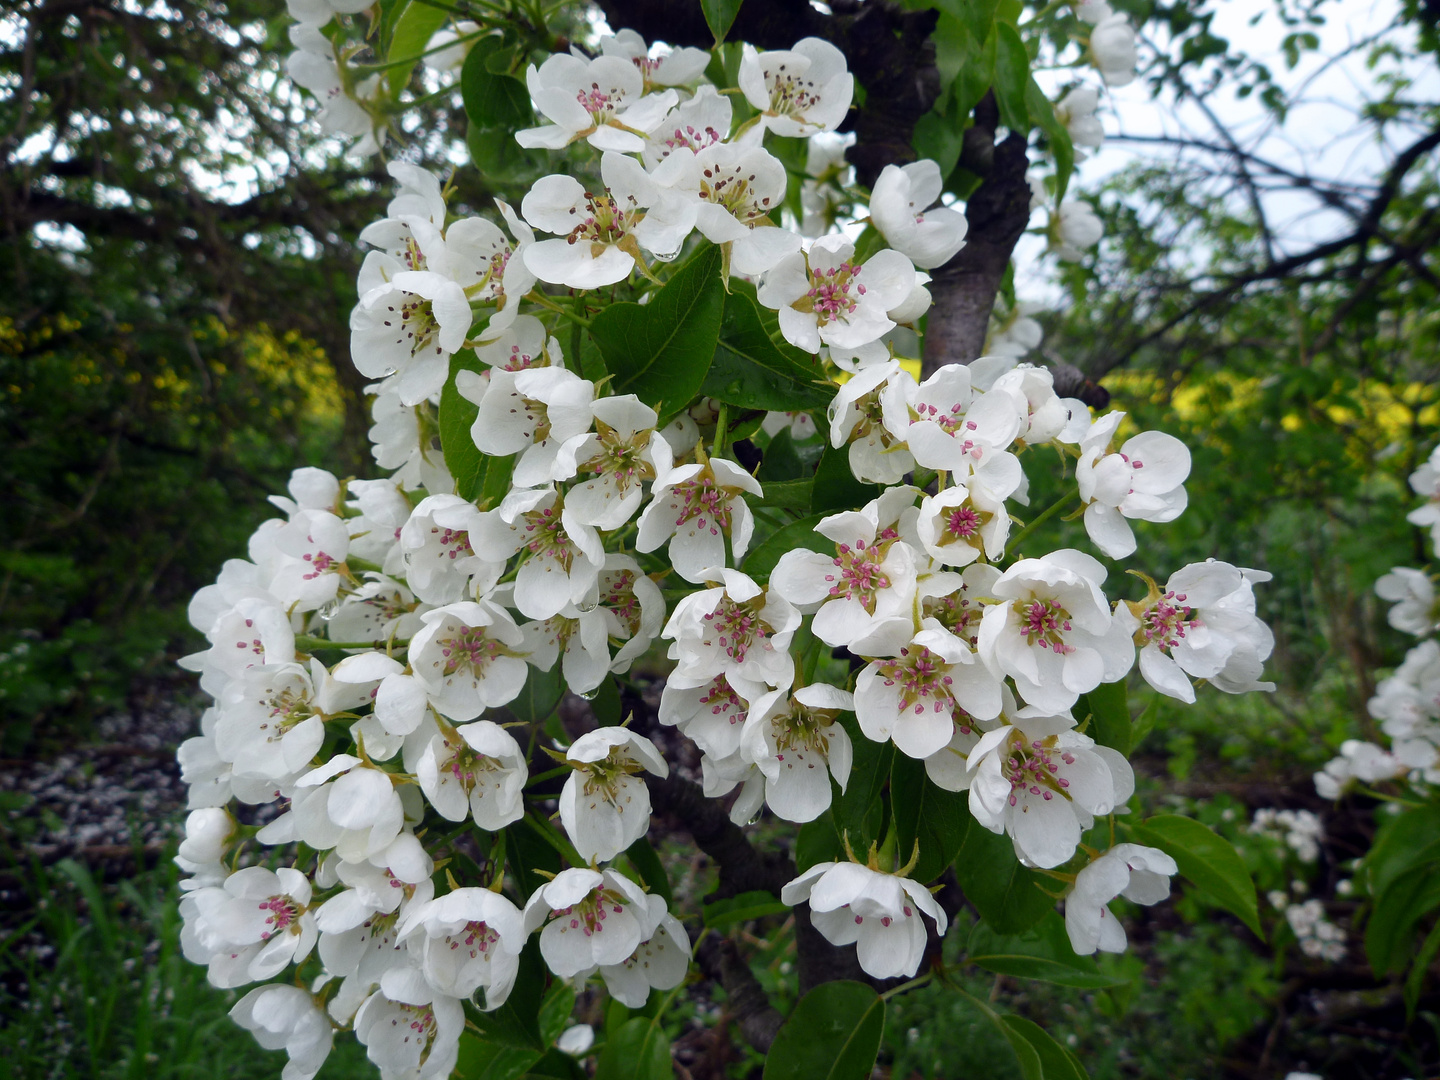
xmin=698 ymin=164 xmax=774 ymax=224
xmin=1002 ymin=733 xmax=1075 ymax=806
xmin=877 ymin=645 xmax=956 ymax=716
xmin=804 ymin=261 xmax=865 ymax=324
xmin=602 ymin=570 xmax=644 ymax=634
xmin=701 ymin=596 xmax=767 ymax=664
xmin=521 ymin=504 xmax=575 ymax=567
xmin=395 ymin=296 xmax=442 ymax=359
xmin=444 ymin=919 xmax=500 ymax=960
xmin=441 ymin=738 xmax=502 ymax=794
xmin=1139 ymin=590 xmax=1202 ymax=650
xmin=945 ymin=505 xmax=984 ymax=540
xmin=395 ymin=1002 xmax=439 ymax=1062
xmin=429 ymin=524 xmax=474 ymax=562
xmin=257 ymin=894 xmax=301 ymax=939
xmin=772 ymin=703 xmax=837 ymax=759
xmin=924 ymin=592 xmax=983 ymax=648
xmin=576 ymin=80 xmax=622 ymax=123
xmin=823 ymin=538 xmax=890 ymax=613
xmin=672 ymin=474 xmax=733 ymax=536
xmin=582 ymin=426 xmax=654 ymax=488
xmin=550 ymin=886 xmax=630 ymax=939
xmin=439 ymin=626 xmax=504 ymax=678
xmin=700 ymin=675 xmax=747 ymax=723
xmin=1018 ymin=598 xmax=1074 ymax=654
xmin=262 ymin=684 xmax=314 ymax=738
xmin=659 ymin=122 xmax=723 ymax=158
xmin=578 ymin=748 xmax=645 ymax=804
xmin=566 ymin=190 xmax=638 ymax=249
xmin=765 ymin=63 xmax=822 ymax=118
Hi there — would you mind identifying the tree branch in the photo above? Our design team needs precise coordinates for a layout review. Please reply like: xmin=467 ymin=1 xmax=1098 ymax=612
xmin=922 ymin=121 xmax=1034 ymax=377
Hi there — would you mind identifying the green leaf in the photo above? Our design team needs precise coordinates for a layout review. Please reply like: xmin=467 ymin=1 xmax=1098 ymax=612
xmin=757 ymin=427 xmax=805 ymax=482
xmin=455 ymin=1034 xmax=543 ymax=1080
xmin=526 ymin=1049 xmax=587 ymax=1080
xmin=505 ymin=821 xmax=562 ymax=906
xmin=797 ymin=814 xmax=845 ymax=872
xmin=462 ymin=36 xmax=533 ymax=130
xmin=913 ymin=104 xmax=966 ymax=182
xmin=700 ymin=0 xmax=745 ymax=44
xmin=991 ymin=22 xmax=1030 ymax=132
xmin=968 ymin=912 xmax=1130 ymax=989
xmin=954 ymin=811 xmax=1055 ymax=934
xmin=591 ymin=674 xmax=622 ymax=727
xmin=1405 ymin=915 xmax=1440 ymax=1020
xmin=831 ymin=714 xmax=892 ymax=851
xmin=466 ymin=122 xmax=539 ymax=184
xmin=386 ymin=0 xmax=449 ymax=96
xmin=954 ymin=24 xmax=997 ymax=120
xmin=439 ymin=350 xmax=485 ymax=501
xmin=742 ymin=513 xmax=832 ymax=582
xmin=508 ymin=664 xmax=563 ymax=724
xmin=1363 ymin=805 xmax=1440 ymax=898
xmin=812 ymin=445 xmax=879 ymax=514
xmin=469 ymin=938 xmax=547 ymax=1049
xmin=480 ymin=452 xmax=517 ymax=509
xmin=891 ymin=756 xmax=971 ymax=883
xmin=1129 ymin=814 xmax=1263 ymax=938
xmin=703 ymin=890 xmax=790 ymax=929
xmin=763 ymin=981 xmax=885 ymax=1080
xmin=1000 ymin=1016 xmax=1089 ymax=1080
xmin=1077 ymin=680 xmax=1130 ymax=757
xmin=1367 ymin=862 xmax=1440 ymax=976
xmin=594 ymin=1015 xmax=671 ymax=1080
xmin=936 ymin=0 xmax=1001 ymax=44
xmin=1025 ymin=73 xmax=1074 ymax=201
xmin=625 ymin=836 xmax=674 ymax=904
xmin=589 ymin=245 xmax=725 ymax=422
xmin=701 ymin=288 xmax=833 ymax=412
xmin=748 ymin=478 xmax=813 ymax=512
xmin=538 ymin=982 xmax=577 ymax=1047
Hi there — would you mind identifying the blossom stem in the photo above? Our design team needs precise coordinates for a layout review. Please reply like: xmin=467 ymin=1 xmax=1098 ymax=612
xmin=294 ymin=635 xmax=410 ymax=651
xmin=526 ymin=291 xmax=592 ymax=327
xmin=1003 ymin=493 xmax=1080 ymax=561
xmin=713 ymin=402 xmax=729 ymax=459
xmin=523 ymin=811 xmax=585 ymax=867
xmin=524 ymin=765 xmax=571 ymax=787
xmin=351 ymin=29 xmax=492 ymax=71
xmin=880 ymin=972 xmax=934 ymax=1000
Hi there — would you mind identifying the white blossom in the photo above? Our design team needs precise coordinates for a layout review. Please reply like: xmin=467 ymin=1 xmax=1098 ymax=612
xmin=517 ymin=53 xmax=677 ymax=153
xmin=977 ymin=549 xmax=1134 ymax=712
xmin=556 ymin=395 xmax=672 ymax=529
xmin=231 ymin=984 xmax=334 ymax=1080
xmin=636 ymin=459 xmax=762 ymax=583
xmin=1090 ymin=13 xmax=1138 ymax=87
xmin=1076 ymin=413 xmax=1191 ymax=558
xmin=781 ymin=861 xmax=947 ymax=979
xmin=398 ymin=887 xmax=527 ymax=1008
xmin=599 ymin=29 xmax=711 ymax=91
xmin=663 ymin=568 xmax=800 ymax=689
xmin=408 ymin=601 xmax=529 ymax=720
xmin=758 ymin=235 xmax=915 ymax=357
xmin=353 ymin=987 xmax=464 ymax=1080
xmin=870 ymin=160 xmax=968 ymax=269
xmin=523 ymin=868 xmax=652 ymax=978
xmin=1376 ymin=567 xmax=1438 ymax=637
xmin=415 ymin=720 xmax=527 ymax=829
xmin=968 ymin=714 xmax=1134 ymax=868
xmin=521 ymin=153 xmax=697 ymax=287
xmin=559 ymin=727 xmax=669 ymax=862
xmin=738 ymin=37 xmax=854 ymax=137
xmin=1064 ymin=844 xmax=1177 ymax=954
xmin=739 ymin=683 xmax=854 ymax=822
xmin=477 ymin=488 xmax=605 ymax=620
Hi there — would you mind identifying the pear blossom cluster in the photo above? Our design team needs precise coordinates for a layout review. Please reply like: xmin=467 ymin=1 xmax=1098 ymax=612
xmin=1315 ymin=446 xmax=1440 ymax=799
xmin=173 ymin=15 xmax=1273 ymax=1079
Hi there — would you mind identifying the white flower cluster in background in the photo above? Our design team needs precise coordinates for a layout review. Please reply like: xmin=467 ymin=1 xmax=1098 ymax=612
xmin=1247 ymin=807 xmax=1323 ymax=864
xmin=1315 ymin=445 xmax=1440 ymax=799
xmin=1283 ymin=898 xmax=1347 ymax=962
xmin=175 ymin=15 xmax=1264 ymax=1080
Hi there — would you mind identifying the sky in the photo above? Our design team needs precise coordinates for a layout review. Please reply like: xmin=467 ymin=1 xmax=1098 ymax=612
xmin=1042 ymin=0 xmax=1439 ymax=257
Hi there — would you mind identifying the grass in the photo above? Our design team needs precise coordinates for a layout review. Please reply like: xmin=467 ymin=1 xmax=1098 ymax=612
xmin=0 ymin=853 xmax=372 ymax=1080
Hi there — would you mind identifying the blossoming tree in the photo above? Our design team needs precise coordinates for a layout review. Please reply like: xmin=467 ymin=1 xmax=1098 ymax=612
xmin=172 ymin=1 xmax=1280 ymax=1076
